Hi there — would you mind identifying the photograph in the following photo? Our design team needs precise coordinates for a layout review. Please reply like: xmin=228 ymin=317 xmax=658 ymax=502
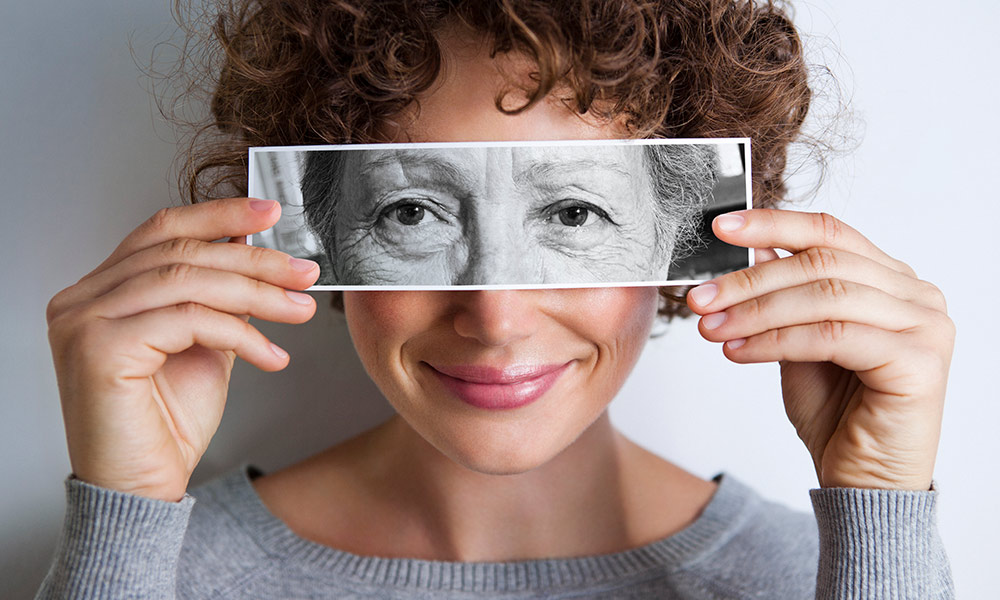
xmin=2 ymin=0 xmax=997 ymax=598
xmin=249 ymin=140 xmax=751 ymax=288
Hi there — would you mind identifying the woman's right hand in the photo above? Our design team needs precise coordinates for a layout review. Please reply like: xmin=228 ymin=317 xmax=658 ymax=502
xmin=46 ymin=198 xmax=319 ymax=502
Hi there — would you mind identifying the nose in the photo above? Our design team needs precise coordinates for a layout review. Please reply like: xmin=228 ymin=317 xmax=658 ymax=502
xmin=457 ymin=243 xmax=538 ymax=285
xmin=453 ymin=147 xmax=540 ymax=285
xmin=454 ymin=214 xmax=541 ymax=285
xmin=452 ymin=290 xmax=541 ymax=347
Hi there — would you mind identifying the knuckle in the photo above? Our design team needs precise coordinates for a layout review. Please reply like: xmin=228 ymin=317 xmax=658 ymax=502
xmin=818 ymin=320 xmax=848 ymax=344
xmin=46 ymin=286 xmax=74 ymax=324
xmin=932 ymin=313 xmax=956 ymax=341
xmin=223 ymin=312 xmax=256 ymax=345
xmin=157 ymin=262 xmax=195 ymax=286
xmin=814 ymin=212 xmax=844 ymax=245
xmin=816 ymin=277 xmax=851 ymax=301
xmin=895 ymin=259 xmax=918 ymax=278
xmin=741 ymin=295 xmax=765 ymax=320
xmin=162 ymin=237 xmax=201 ymax=263
xmin=730 ymin=266 xmax=764 ymax=295
xmin=770 ymin=327 xmax=789 ymax=347
xmin=47 ymin=304 xmax=90 ymax=348
xmin=247 ymin=244 xmax=272 ymax=269
xmin=239 ymin=316 xmax=260 ymax=340
xmin=801 ymin=247 xmax=838 ymax=278
xmin=761 ymin=208 xmax=780 ymax=232
xmin=147 ymin=207 xmax=175 ymax=234
xmin=920 ymin=280 xmax=949 ymax=313
xmin=174 ymin=301 xmax=207 ymax=320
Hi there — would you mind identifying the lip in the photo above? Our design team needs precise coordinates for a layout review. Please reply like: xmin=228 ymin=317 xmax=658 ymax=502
xmin=426 ymin=362 xmax=572 ymax=410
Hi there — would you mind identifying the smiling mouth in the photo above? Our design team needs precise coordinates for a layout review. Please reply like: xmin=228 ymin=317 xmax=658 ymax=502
xmin=425 ymin=362 xmax=573 ymax=410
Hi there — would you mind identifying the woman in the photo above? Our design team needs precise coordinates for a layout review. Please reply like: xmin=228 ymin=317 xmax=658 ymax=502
xmin=38 ymin=0 xmax=955 ymax=598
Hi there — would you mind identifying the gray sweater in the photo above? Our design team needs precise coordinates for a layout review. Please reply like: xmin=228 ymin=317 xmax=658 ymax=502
xmin=36 ymin=464 xmax=954 ymax=599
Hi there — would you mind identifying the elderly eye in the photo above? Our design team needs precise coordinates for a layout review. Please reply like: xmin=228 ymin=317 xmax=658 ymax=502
xmin=546 ymin=201 xmax=611 ymax=227
xmin=380 ymin=199 xmax=445 ymax=227
xmin=393 ymin=204 xmax=425 ymax=226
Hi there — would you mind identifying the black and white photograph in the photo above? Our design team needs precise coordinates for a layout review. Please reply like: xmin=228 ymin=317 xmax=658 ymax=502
xmin=250 ymin=139 xmax=751 ymax=289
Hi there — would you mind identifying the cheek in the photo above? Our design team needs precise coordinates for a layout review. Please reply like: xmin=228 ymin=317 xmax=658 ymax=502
xmin=556 ymin=286 xmax=659 ymax=360
xmin=343 ymin=291 xmax=441 ymax=374
xmin=571 ymin=287 xmax=660 ymax=413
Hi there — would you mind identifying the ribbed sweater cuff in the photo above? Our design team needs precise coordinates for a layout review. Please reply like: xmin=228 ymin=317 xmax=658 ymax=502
xmin=36 ymin=475 xmax=195 ymax=600
xmin=810 ymin=487 xmax=953 ymax=600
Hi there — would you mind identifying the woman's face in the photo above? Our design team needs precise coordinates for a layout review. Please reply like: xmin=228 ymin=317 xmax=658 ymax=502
xmin=333 ymin=145 xmax=668 ymax=285
xmin=343 ymin=28 xmax=660 ymax=473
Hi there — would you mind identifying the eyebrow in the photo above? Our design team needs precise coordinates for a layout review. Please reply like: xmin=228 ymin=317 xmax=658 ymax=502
xmin=515 ymin=158 xmax=633 ymax=185
xmin=358 ymin=150 xmax=477 ymax=192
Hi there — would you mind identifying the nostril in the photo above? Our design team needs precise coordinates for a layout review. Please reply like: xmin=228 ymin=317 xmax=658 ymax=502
xmin=452 ymin=290 xmax=539 ymax=346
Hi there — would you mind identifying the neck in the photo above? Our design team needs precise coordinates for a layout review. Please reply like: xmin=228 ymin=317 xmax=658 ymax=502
xmin=320 ymin=413 xmax=714 ymax=562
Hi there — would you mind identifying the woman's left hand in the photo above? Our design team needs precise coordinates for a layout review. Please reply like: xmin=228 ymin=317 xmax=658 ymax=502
xmin=686 ymin=209 xmax=954 ymax=490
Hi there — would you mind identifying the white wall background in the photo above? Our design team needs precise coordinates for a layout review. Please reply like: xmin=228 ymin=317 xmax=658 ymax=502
xmin=2 ymin=1 xmax=997 ymax=597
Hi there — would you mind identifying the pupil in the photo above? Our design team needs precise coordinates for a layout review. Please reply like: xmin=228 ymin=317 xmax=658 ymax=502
xmin=396 ymin=204 xmax=424 ymax=226
xmin=559 ymin=206 xmax=588 ymax=227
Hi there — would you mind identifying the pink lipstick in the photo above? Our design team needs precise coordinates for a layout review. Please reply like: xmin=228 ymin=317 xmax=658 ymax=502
xmin=427 ymin=362 xmax=572 ymax=410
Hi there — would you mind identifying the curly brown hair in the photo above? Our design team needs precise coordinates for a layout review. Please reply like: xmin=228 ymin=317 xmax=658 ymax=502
xmin=166 ymin=0 xmax=815 ymax=318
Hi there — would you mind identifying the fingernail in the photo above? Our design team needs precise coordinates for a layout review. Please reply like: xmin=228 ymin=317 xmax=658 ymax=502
xmin=726 ymin=338 xmax=746 ymax=350
xmin=289 ymin=257 xmax=318 ymax=272
xmin=285 ymin=290 xmax=313 ymax=305
xmin=689 ymin=283 xmax=718 ymax=306
xmin=702 ymin=312 xmax=727 ymax=330
xmin=250 ymin=199 xmax=276 ymax=212
xmin=270 ymin=343 xmax=288 ymax=359
xmin=715 ymin=213 xmax=745 ymax=232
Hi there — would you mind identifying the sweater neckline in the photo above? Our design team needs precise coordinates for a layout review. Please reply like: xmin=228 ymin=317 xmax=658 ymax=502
xmin=209 ymin=463 xmax=759 ymax=592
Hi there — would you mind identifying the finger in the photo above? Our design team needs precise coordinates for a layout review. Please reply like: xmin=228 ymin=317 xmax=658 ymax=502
xmin=712 ymin=209 xmax=917 ymax=277
xmin=755 ymin=247 xmax=780 ymax=263
xmin=686 ymin=246 xmax=946 ymax=314
xmin=227 ymin=236 xmax=252 ymax=324
xmin=720 ymin=322 xmax=949 ymax=393
xmin=53 ymin=239 xmax=318 ymax=317
xmin=96 ymin=302 xmax=290 ymax=375
xmin=88 ymin=263 xmax=316 ymax=323
xmin=94 ymin=198 xmax=281 ymax=275
xmin=697 ymin=279 xmax=939 ymax=344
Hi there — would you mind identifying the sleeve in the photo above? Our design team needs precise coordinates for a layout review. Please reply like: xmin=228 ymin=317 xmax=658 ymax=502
xmin=34 ymin=475 xmax=196 ymax=600
xmin=809 ymin=486 xmax=954 ymax=600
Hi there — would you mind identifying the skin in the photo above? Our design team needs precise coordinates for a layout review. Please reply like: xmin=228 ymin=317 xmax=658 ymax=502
xmin=332 ymin=145 xmax=666 ymax=285
xmin=46 ymin=21 xmax=953 ymax=563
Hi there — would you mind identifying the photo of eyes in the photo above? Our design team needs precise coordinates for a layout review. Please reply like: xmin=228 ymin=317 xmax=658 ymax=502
xmin=250 ymin=139 xmax=751 ymax=289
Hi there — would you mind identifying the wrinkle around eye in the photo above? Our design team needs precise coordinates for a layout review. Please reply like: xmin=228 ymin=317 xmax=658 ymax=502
xmin=547 ymin=231 xmax=659 ymax=282
xmin=371 ymin=211 xmax=460 ymax=261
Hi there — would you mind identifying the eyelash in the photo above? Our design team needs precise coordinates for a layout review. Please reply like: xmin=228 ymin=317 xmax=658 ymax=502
xmin=377 ymin=197 xmax=450 ymax=225
xmin=543 ymin=199 xmax=617 ymax=227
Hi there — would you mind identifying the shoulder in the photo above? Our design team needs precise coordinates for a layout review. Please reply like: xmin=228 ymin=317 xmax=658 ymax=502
xmin=671 ymin=475 xmax=818 ymax=599
xmin=178 ymin=465 xmax=279 ymax=597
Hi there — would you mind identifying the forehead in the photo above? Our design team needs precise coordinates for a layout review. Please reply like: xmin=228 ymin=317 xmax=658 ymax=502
xmin=508 ymin=144 xmax=640 ymax=175
xmin=353 ymin=144 xmax=642 ymax=174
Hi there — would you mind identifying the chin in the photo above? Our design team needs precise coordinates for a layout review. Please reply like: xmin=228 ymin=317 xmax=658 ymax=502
xmin=415 ymin=410 xmax=594 ymax=476
xmin=444 ymin=438 xmax=558 ymax=476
